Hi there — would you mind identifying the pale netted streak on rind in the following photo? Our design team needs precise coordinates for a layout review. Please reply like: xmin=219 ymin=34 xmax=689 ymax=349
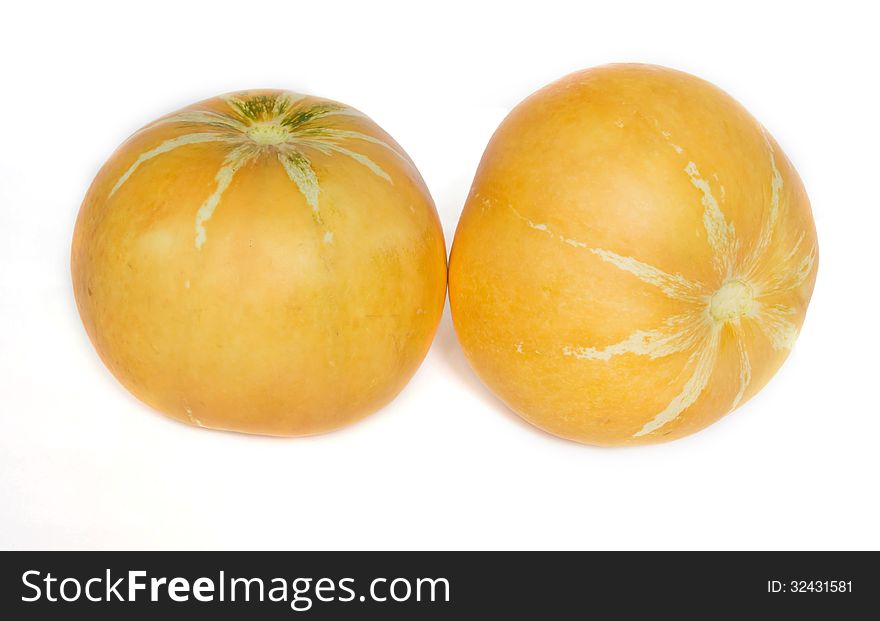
xmin=587 ymin=247 xmax=704 ymax=302
xmin=684 ymin=161 xmax=738 ymax=278
xmin=730 ymin=329 xmax=752 ymax=411
xmin=109 ymin=133 xmax=237 ymax=197
xmin=752 ymin=302 xmax=799 ymax=351
xmin=651 ymin=120 xmax=686 ymax=156
xmin=329 ymin=145 xmax=392 ymax=181
xmin=743 ymin=141 xmax=784 ymax=280
xmin=753 ymin=237 xmax=817 ymax=299
xmin=146 ymin=110 xmax=248 ymax=134
xmin=194 ymin=145 xmax=257 ymax=249
xmin=290 ymin=127 xmax=410 ymax=161
xmin=507 ymin=204 xmax=703 ymax=302
xmin=633 ymin=327 xmax=722 ymax=437
xmin=295 ymin=139 xmax=392 ymax=182
xmin=279 ymin=102 xmax=349 ymax=129
xmin=563 ymin=311 xmax=709 ymax=361
xmin=278 ymin=149 xmax=320 ymax=217
xmin=318 ymin=108 xmax=368 ymax=121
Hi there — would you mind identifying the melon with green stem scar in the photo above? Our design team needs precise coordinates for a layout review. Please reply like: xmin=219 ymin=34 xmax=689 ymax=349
xmin=72 ymin=90 xmax=447 ymax=436
xmin=448 ymin=64 xmax=818 ymax=446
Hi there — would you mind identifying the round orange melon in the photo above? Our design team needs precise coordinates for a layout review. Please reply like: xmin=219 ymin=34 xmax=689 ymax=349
xmin=449 ymin=64 xmax=818 ymax=446
xmin=72 ymin=89 xmax=446 ymax=436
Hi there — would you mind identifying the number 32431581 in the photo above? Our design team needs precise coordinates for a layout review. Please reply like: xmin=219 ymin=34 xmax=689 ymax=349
xmin=768 ymin=580 xmax=852 ymax=593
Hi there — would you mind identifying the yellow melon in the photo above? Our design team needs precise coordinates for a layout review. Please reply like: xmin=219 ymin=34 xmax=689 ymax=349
xmin=72 ymin=90 xmax=446 ymax=436
xmin=449 ymin=64 xmax=818 ymax=446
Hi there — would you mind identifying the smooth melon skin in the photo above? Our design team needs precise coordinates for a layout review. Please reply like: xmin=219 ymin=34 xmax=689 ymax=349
xmin=72 ymin=90 xmax=446 ymax=436
xmin=449 ymin=64 xmax=818 ymax=446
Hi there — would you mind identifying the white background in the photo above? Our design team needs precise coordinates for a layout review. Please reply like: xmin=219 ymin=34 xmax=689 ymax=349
xmin=1 ymin=0 xmax=878 ymax=550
